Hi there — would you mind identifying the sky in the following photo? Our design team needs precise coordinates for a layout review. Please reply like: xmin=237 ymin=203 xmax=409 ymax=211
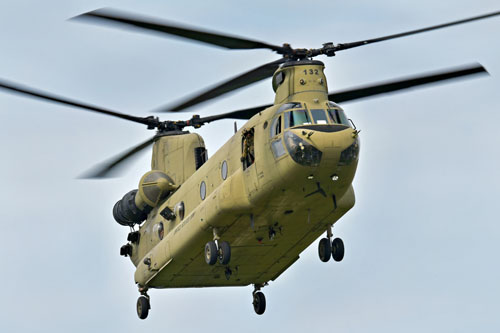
xmin=1 ymin=0 xmax=500 ymax=332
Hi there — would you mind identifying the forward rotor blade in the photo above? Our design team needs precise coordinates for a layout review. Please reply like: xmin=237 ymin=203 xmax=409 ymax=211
xmin=335 ymin=11 xmax=500 ymax=52
xmin=329 ymin=63 xmax=488 ymax=103
xmin=73 ymin=8 xmax=283 ymax=52
xmin=0 ymin=79 xmax=153 ymax=126
xmin=79 ymin=136 xmax=157 ymax=178
xmin=210 ymin=63 xmax=488 ymax=121
xmin=156 ymin=58 xmax=286 ymax=112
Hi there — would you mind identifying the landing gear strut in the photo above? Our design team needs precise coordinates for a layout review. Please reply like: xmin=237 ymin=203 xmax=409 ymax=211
xmin=252 ymin=284 xmax=266 ymax=315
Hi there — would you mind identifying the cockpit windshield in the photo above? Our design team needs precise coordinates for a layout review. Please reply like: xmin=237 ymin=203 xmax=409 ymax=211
xmin=327 ymin=101 xmax=351 ymax=127
xmin=284 ymin=109 xmax=311 ymax=128
xmin=276 ymin=101 xmax=352 ymax=129
xmin=327 ymin=108 xmax=351 ymax=127
xmin=310 ymin=109 xmax=329 ymax=124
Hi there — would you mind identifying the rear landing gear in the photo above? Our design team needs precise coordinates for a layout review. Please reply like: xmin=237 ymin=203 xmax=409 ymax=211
xmin=204 ymin=239 xmax=231 ymax=265
xmin=253 ymin=292 xmax=266 ymax=315
xmin=252 ymin=285 xmax=266 ymax=315
xmin=136 ymin=292 xmax=150 ymax=320
xmin=205 ymin=241 xmax=218 ymax=265
xmin=218 ymin=241 xmax=231 ymax=265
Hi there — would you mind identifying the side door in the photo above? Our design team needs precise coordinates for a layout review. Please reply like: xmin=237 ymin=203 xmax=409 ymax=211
xmin=241 ymin=126 xmax=259 ymax=198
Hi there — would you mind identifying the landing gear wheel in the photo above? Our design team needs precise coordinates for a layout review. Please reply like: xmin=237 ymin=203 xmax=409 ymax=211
xmin=205 ymin=241 xmax=218 ymax=265
xmin=136 ymin=295 xmax=150 ymax=320
xmin=253 ymin=291 xmax=266 ymax=315
xmin=218 ymin=241 xmax=231 ymax=265
xmin=332 ymin=237 xmax=345 ymax=262
xmin=318 ymin=238 xmax=332 ymax=262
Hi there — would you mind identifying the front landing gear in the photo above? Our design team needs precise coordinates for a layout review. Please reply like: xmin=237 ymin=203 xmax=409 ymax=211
xmin=318 ymin=238 xmax=332 ymax=262
xmin=136 ymin=292 xmax=151 ymax=320
xmin=331 ymin=237 xmax=344 ymax=262
xmin=252 ymin=284 xmax=267 ymax=315
xmin=318 ymin=226 xmax=344 ymax=263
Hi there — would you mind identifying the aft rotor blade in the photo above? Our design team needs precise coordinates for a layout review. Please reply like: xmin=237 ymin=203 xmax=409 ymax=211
xmin=79 ymin=136 xmax=157 ymax=178
xmin=334 ymin=11 xmax=500 ymax=52
xmin=197 ymin=107 xmax=270 ymax=124
xmin=74 ymin=8 xmax=284 ymax=52
xmin=156 ymin=58 xmax=286 ymax=112
xmin=0 ymin=78 xmax=154 ymax=126
xmin=329 ymin=63 xmax=488 ymax=103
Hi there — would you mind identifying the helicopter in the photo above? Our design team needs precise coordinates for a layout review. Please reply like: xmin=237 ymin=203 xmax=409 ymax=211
xmin=0 ymin=8 xmax=499 ymax=320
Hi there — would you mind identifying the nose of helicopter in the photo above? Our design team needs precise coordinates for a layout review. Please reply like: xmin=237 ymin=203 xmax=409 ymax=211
xmin=288 ymin=124 xmax=358 ymax=157
xmin=286 ymin=125 xmax=360 ymax=180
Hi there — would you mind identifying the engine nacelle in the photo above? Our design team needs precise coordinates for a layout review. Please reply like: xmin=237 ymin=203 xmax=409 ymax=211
xmin=113 ymin=170 xmax=176 ymax=226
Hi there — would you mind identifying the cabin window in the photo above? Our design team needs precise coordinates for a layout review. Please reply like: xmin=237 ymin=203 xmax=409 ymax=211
xmin=221 ymin=160 xmax=228 ymax=180
xmin=157 ymin=222 xmax=164 ymax=240
xmin=174 ymin=202 xmax=185 ymax=220
xmin=270 ymin=116 xmax=282 ymax=137
xmin=310 ymin=109 xmax=329 ymax=124
xmin=242 ymin=128 xmax=255 ymax=170
xmin=284 ymin=109 xmax=312 ymax=129
xmin=200 ymin=181 xmax=206 ymax=200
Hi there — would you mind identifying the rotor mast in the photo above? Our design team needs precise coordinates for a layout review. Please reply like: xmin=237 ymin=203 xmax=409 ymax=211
xmin=272 ymin=60 xmax=329 ymax=106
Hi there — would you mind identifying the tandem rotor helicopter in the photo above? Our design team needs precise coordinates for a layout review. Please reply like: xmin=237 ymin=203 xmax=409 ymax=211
xmin=1 ymin=8 xmax=499 ymax=320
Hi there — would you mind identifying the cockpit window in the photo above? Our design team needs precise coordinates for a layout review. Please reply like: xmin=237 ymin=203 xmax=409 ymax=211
xmin=284 ymin=109 xmax=311 ymax=128
xmin=276 ymin=102 xmax=302 ymax=114
xmin=328 ymin=102 xmax=352 ymax=127
xmin=328 ymin=101 xmax=341 ymax=108
xmin=310 ymin=109 xmax=329 ymax=124
xmin=270 ymin=116 xmax=282 ymax=137
xmin=327 ymin=108 xmax=351 ymax=127
xmin=337 ymin=109 xmax=351 ymax=126
xmin=327 ymin=109 xmax=340 ymax=124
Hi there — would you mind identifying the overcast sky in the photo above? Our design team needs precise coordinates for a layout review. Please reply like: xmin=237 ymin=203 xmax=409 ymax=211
xmin=1 ymin=1 xmax=500 ymax=332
